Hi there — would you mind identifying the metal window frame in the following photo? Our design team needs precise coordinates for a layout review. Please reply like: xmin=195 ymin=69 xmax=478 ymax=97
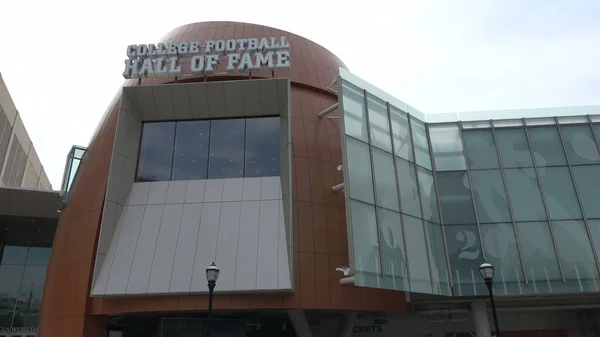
xmin=554 ymin=118 xmax=600 ymax=277
xmin=423 ymin=122 xmax=456 ymax=292
xmin=406 ymin=115 xmax=436 ymax=293
xmin=385 ymin=102 xmax=413 ymax=289
xmin=456 ymin=121 xmax=487 ymax=261
xmin=363 ymin=89 xmax=386 ymax=278
xmin=521 ymin=120 xmax=566 ymax=282
xmin=488 ymin=124 xmax=529 ymax=284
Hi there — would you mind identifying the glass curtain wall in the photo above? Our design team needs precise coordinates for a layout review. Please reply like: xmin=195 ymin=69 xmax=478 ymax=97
xmin=340 ymin=79 xmax=450 ymax=296
xmin=0 ymin=231 xmax=52 ymax=329
xmin=340 ymin=71 xmax=600 ymax=297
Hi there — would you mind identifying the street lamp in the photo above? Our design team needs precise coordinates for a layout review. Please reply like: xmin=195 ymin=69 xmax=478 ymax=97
xmin=206 ymin=262 xmax=220 ymax=337
xmin=479 ymin=262 xmax=500 ymax=337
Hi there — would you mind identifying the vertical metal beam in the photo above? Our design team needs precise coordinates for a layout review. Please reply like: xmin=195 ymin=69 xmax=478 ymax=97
xmin=489 ymin=123 xmax=529 ymax=284
xmin=423 ymin=121 xmax=455 ymax=291
xmin=406 ymin=115 xmax=436 ymax=292
xmin=363 ymin=89 xmax=386 ymax=278
xmin=554 ymin=118 xmax=600 ymax=277
xmin=457 ymin=121 xmax=486 ymax=261
xmin=522 ymin=119 xmax=566 ymax=282
xmin=385 ymin=102 xmax=412 ymax=287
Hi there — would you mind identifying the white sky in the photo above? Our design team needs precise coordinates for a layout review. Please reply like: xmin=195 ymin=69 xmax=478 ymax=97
xmin=1 ymin=0 xmax=599 ymax=189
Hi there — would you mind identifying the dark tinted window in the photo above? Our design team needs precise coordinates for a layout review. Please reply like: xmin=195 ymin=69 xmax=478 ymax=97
xmin=172 ymin=120 xmax=210 ymax=180
xmin=208 ymin=119 xmax=245 ymax=179
xmin=136 ymin=122 xmax=176 ymax=182
xmin=137 ymin=118 xmax=281 ymax=181
xmin=245 ymin=117 xmax=280 ymax=177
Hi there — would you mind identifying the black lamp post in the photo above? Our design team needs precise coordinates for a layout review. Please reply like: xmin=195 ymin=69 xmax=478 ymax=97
xmin=479 ymin=262 xmax=500 ymax=337
xmin=206 ymin=262 xmax=220 ymax=337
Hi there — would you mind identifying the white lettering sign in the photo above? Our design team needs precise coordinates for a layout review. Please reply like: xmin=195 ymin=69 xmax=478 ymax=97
xmin=0 ymin=327 xmax=38 ymax=333
xmin=123 ymin=36 xmax=291 ymax=79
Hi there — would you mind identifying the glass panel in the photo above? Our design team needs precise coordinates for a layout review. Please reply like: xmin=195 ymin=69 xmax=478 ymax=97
xmin=493 ymin=119 xmax=523 ymax=128
xmin=526 ymin=117 xmax=556 ymax=126
xmin=73 ymin=147 xmax=86 ymax=159
xmin=552 ymin=220 xmax=599 ymax=284
xmin=462 ymin=120 xmax=491 ymax=129
xmin=470 ymin=170 xmax=512 ymax=224
xmin=572 ymin=165 xmax=600 ymax=218
xmin=342 ymin=81 xmax=368 ymax=142
xmin=558 ymin=115 xmax=589 ymax=124
xmin=428 ymin=123 xmax=466 ymax=171
xmin=13 ymin=266 xmax=46 ymax=328
xmin=346 ymin=137 xmax=375 ymax=204
xmin=245 ymin=117 xmax=280 ymax=178
xmin=171 ymin=120 xmax=210 ymax=180
xmin=403 ymin=215 xmax=432 ymax=294
xmin=426 ymin=221 xmax=451 ymax=295
xmin=350 ymin=200 xmax=379 ymax=282
xmin=410 ymin=117 xmax=432 ymax=169
xmin=444 ymin=224 xmax=485 ymax=296
xmin=560 ymin=125 xmax=600 ymax=165
xmin=1 ymin=234 xmax=29 ymax=265
xmin=417 ymin=167 xmax=440 ymax=223
xmin=516 ymin=221 xmax=562 ymax=292
xmin=367 ymin=94 xmax=392 ymax=153
xmin=372 ymin=149 xmax=399 ymax=211
xmin=463 ymin=130 xmax=499 ymax=169
xmin=594 ymin=124 xmax=600 ymax=144
xmin=390 ymin=105 xmax=413 ymax=161
xmin=378 ymin=208 xmax=408 ymax=290
xmin=480 ymin=223 xmax=523 ymax=295
xmin=26 ymin=234 xmax=53 ymax=266
xmin=436 ymin=171 xmax=476 ymax=225
xmin=528 ymin=127 xmax=567 ymax=167
xmin=396 ymin=158 xmax=420 ymax=217
xmin=504 ymin=168 xmax=547 ymax=221
xmin=136 ymin=122 xmax=175 ymax=182
xmin=208 ymin=119 xmax=245 ymax=179
xmin=0 ymin=265 xmax=24 ymax=326
xmin=538 ymin=167 xmax=582 ymax=220
xmin=495 ymin=128 xmax=533 ymax=168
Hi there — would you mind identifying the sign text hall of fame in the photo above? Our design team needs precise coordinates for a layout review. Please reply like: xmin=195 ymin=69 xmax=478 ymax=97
xmin=123 ymin=37 xmax=291 ymax=79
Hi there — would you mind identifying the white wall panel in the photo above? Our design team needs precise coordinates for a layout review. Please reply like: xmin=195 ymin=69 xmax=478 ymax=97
xmin=256 ymin=200 xmax=280 ymax=290
xmin=222 ymin=178 xmax=243 ymax=201
xmin=126 ymin=204 xmax=164 ymax=294
xmin=98 ymin=201 xmax=118 ymax=255
xmin=105 ymin=153 xmax=123 ymax=203
xmin=128 ymin=182 xmax=151 ymax=205
xmin=214 ymin=202 xmax=241 ymax=290
xmin=242 ymin=177 xmax=261 ymax=201
xmin=234 ymin=200 xmax=260 ymax=291
xmin=190 ymin=202 xmax=222 ymax=292
xmin=147 ymin=204 xmax=183 ymax=293
xmin=169 ymin=203 xmax=202 ymax=293
xmin=261 ymin=177 xmax=281 ymax=200
xmin=147 ymin=181 xmax=169 ymax=205
xmin=185 ymin=180 xmax=206 ymax=203
xmin=91 ymin=207 xmax=127 ymax=296
xmin=118 ymin=157 xmax=137 ymax=205
xmin=105 ymin=205 xmax=145 ymax=294
xmin=166 ymin=181 xmax=187 ymax=204
xmin=204 ymin=179 xmax=224 ymax=202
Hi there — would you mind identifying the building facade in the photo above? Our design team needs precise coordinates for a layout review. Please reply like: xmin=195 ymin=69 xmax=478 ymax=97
xmin=32 ymin=21 xmax=600 ymax=337
xmin=0 ymin=74 xmax=52 ymax=190
xmin=0 ymin=73 xmax=60 ymax=337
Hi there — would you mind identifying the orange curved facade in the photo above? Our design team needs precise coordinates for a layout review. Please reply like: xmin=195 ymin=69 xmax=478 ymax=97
xmin=38 ymin=21 xmax=408 ymax=337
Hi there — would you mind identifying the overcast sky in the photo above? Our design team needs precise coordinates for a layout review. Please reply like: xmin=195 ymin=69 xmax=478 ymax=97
xmin=1 ymin=0 xmax=599 ymax=188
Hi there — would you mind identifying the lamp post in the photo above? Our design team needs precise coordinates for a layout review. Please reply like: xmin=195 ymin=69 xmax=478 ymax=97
xmin=206 ymin=262 xmax=220 ymax=337
xmin=479 ymin=262 xmax=500 ymax=337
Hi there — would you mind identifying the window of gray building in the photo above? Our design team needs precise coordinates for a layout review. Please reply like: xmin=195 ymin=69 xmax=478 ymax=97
xmin=0 ymin=232 xmax=52 ymax=329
